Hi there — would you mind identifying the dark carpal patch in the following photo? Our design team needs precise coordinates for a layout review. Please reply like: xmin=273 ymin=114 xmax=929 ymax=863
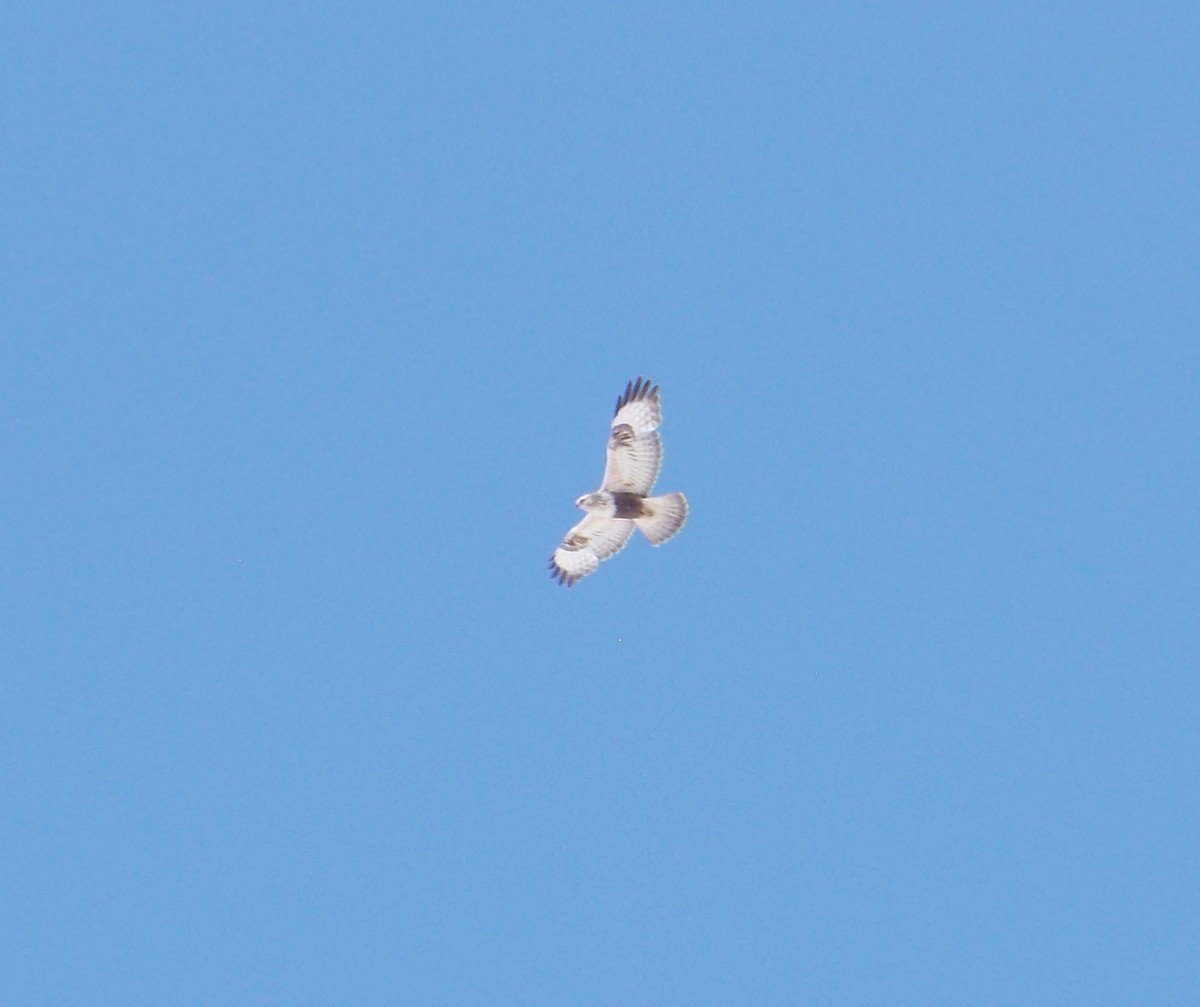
xmin=609 ymin=424 xmax=634 ymax=450
xmin=611 ymin=492 xmax=646 ymax=519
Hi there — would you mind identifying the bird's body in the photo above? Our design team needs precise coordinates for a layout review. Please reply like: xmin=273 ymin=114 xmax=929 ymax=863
xmin=549 ymin=377 xmax=688 ymax=586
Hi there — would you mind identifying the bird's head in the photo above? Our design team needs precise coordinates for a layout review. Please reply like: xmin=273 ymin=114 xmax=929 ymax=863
xmin=575 ymin=492 xmax=609 ymax=512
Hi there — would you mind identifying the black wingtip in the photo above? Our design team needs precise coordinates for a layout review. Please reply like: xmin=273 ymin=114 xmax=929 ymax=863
xmin=548 ymin=558 xmax=575 ymax=587
xmin=614 ymin=375 xmax=659 ymax=415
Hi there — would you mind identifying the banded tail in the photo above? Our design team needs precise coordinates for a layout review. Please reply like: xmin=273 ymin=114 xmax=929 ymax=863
xmin=635 ymin=492 xmax=688 ymax=546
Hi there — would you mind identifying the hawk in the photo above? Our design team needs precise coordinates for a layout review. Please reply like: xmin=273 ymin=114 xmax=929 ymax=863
xmin=549 ymin=376 xmax=688 ymax=586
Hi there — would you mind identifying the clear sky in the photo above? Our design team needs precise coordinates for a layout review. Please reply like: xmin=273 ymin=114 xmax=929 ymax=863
xmin=3 ymin=4 xmax=1197 ymax=1004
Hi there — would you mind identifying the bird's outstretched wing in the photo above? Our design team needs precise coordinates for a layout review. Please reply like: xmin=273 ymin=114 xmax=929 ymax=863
xmin=548 ymin=513 xmax=635 ymax=587
xmin=600 ymin=376 xmax=662 ymax=495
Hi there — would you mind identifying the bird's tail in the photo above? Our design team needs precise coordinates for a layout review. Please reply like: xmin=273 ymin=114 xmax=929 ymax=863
xmin=636 ymin=492 xmax=688 ymax=546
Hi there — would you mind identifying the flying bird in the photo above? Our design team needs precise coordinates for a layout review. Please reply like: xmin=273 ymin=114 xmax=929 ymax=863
xmin=549 ymin=376 xmax=688 ymax=586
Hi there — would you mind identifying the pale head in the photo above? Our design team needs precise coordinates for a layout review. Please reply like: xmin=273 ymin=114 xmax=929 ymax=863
xmin=575 ymin=491 xmax=612 ymax=513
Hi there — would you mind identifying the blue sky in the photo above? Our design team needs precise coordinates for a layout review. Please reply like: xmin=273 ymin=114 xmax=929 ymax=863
xmin=3 ymin=3 xmax=1197 ymax=1004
